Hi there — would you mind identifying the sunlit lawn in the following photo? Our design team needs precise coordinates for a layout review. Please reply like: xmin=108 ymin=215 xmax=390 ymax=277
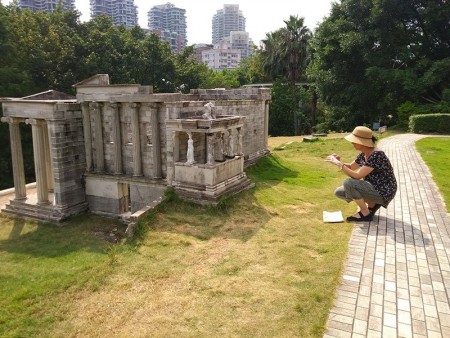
xmin=0 ymin=134 xmax=392 ymax=337
xmin=415 ymin=136 xmax=450 ymax=212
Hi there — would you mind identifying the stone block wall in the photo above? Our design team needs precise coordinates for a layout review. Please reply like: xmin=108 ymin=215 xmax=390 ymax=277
xmin=1 ymin=81 xmax=271 ymax=221
xmin=48 ymin=104 xmax=87 ymax=209
xmin=85 ymin=178 xmax=128 ymax=215
xmin=186 ymin=88 xmax=271 ymax=162
xmin=75 ymin=81 xmax=270 ymax=216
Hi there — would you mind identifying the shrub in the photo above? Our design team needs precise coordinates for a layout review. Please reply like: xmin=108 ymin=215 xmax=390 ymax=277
xmin=409 ymin=114 xmax=450 ymax=134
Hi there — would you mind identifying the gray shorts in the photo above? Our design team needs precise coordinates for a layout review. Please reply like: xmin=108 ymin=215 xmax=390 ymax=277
xmin=335 ymin=178 xmax=385 ymax=205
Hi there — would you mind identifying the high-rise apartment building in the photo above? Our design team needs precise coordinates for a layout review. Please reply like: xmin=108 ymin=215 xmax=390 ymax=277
xmin=147 ymin=3 xmax=187 ymax=52
xmin=228 ymin=31 xmax=253 ymax=60
xmin=18 ymin=0 xmax=75 ymax=12
xmin=212 ymin=4 xmax=245 ymax=44
xmin=202 ymin=41 xmax=241 ymax=71
xmin=204 ymin=4 xmax=252 ymax=69
xmin=90 ymin=0 xmax=138 ymax=29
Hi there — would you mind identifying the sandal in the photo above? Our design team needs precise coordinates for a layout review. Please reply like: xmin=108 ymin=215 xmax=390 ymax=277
xmin=369 ymin=204 xmax=382 ymax=216
xmin=346 ymin=211 xmax=373 ymax=222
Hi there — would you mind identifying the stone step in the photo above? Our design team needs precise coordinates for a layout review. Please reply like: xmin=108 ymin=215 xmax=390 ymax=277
xmin=2 ymin=205 xmax=61 ymax=223
xmin=8 ymin=199 xmax=56 ymax=211
xmin=175 ymin=175 xmax=254 ymax=204
xmin=2 ymin=200 xmax=81 ymax=223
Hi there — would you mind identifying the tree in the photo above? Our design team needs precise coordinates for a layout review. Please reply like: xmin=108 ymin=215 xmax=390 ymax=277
xmin=79 ymin=15 xmax=146 ymax=86
xmin=260 ymin=16 xmax=311 ymax=135
xmin=139 ymin=33 xmax=176 ymax=92
xmin=0 ymin=4 xmax=33 ymax=97
xmin=199 ymin=69 xmax=241 ymax=89
xmin=235 ymin=52 xmax=271 ymax=86
xmin=5 ymin=6 xmax=87 ymax=94
xmin=308 ymin=0 xmax=450 ymax=131
xmin=281 ymin=16 xmax=311 ymax=135
xmin=172 ymin=45 xmax=210 ymax=93
xmin=260 ymin=30 xmax=288 ymax=79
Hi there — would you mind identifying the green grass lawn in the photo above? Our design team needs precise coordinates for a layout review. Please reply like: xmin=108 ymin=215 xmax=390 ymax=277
xmin=415 ymin=136 xmax=450 ymax=211
xmin=0 ymin=135 xmax=373 ymax=337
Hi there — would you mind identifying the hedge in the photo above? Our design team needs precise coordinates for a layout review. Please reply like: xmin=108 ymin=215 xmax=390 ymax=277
xmin=409 ymin=114 xmax=450 ymax=134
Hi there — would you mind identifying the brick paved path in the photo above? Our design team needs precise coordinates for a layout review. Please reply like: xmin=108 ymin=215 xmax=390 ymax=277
xmin=325 ymin=134 xmax=450 ymax=338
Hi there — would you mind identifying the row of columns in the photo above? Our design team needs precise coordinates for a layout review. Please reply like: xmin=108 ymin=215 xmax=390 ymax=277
xmin=183 ymin=127 xmax=243 ymax=166
xmin=1 ymin=117 xmax=26 ymax=200
xmin=1 ymin=116 xmax=53 ymax=205
xmin=81 ymin=101 xmax=162 ymax=179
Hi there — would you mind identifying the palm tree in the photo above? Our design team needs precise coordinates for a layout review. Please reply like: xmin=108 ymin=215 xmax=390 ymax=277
xmin=260 ymin=16 xmax=311 ymax=135
xmin=260 ymin=30 xmax=286 ymax=79
xmin=281 ymin=16 xmax=311 ymax=135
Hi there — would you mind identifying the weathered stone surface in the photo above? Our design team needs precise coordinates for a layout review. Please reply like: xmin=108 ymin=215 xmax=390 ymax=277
xmin=1 ymin=75 xmax=271 ymax=222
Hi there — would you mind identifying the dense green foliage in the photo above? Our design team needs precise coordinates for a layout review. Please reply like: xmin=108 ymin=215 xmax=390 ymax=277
xmin=308 ymin=0 xmax=449 ymax=132
xmin=409 ymin=114 xmax=450 ymax=134
xmin=269 ymin=79 xmax=313 ymax=136
xmin=1 ymin=8 xmax=211 ymax=95
xmin=396 ymin=89 xmax=450 ymax=128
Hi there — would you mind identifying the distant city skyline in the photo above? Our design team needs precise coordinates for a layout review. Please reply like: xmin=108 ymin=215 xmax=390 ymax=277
xmin=2 ymin=0 xmax=335 ymax=45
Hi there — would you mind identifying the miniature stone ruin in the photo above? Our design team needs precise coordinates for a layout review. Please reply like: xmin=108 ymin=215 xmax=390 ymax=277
xmin=0 ymin=74 xmax=271 ymax=224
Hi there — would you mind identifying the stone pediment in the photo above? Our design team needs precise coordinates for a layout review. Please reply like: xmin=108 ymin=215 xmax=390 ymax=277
xmin=20 ymin=90 xmax=75 ymax=100
xmin=73 ymin=74 xmax=110 ymax=87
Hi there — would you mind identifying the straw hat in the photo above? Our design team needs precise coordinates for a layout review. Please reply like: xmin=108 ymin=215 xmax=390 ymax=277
xmin=344 ymin=126 xmax=375 ymax=147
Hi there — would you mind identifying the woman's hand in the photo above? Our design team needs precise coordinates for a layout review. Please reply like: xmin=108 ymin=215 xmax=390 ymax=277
xmin=331 ymin=153 xmax=341 ymax=161
xmin=325 ymin=155 xmax=343 ymax=169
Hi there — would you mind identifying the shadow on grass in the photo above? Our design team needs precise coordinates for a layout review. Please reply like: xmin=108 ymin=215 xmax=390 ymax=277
xmin=246 ymin=153 xmax=299 ymax=184
xmin=0 ymin=214 xmax=119 ymax=257
xmin=135 ymin=187 xmax=273 ymax=243
xmin=132 ymin=154 xmax=309 ymax=243
xmin=0 ymin=152 xmax=310 ymax=253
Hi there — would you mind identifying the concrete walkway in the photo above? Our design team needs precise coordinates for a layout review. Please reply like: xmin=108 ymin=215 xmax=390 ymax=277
xmin=325 ymin=134 xmax=450 ymax=338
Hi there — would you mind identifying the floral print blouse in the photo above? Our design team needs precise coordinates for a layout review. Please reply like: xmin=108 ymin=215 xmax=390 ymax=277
xmin=355 ymin=150 xmax=397 ymax=207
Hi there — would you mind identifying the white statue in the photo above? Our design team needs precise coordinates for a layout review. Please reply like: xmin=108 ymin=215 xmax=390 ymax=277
xmin=202 ymin=102 xmax=216 ymax=120
xmin=186 ymin=132 xmax=195 ymax=164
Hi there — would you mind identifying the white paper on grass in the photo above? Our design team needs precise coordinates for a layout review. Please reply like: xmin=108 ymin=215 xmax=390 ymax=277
xmin=323 ymin=210 xmax=344 ymax=223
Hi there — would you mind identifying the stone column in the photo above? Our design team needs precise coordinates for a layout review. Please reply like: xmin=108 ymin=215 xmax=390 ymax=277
xmin=206 ymin=133 xmax=215 ymax=165
xmin=110 ymin=102 xmax=122 ymax=174
xmin=173 ymin=131 xmax=180 ymax=162
xmin=81 ymin=102 xmax=93 ymax=172
xmin=264 ymin=101 xmax=269 ymax=149
xmin=237 ymin=127 xmax=243 ymax=155
xmin=26 ymin=118 xmax=50 ymax=205
xmin=216 ymin=132 xmax=225 ymax=161
xmin=90 ymin=102 xmax=104 ymax=172
xmin=1 ymin=117 xmax=27 ymax=200
xmin=150 ymin=106 xmax=162 ymax=178
xmin=228 ymin=128 xmax=235 ymax=156
xmin=43 ymin=123 xmax=54 ymax=192
xmin=130 ymin=103 xmax=142 ymax=176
